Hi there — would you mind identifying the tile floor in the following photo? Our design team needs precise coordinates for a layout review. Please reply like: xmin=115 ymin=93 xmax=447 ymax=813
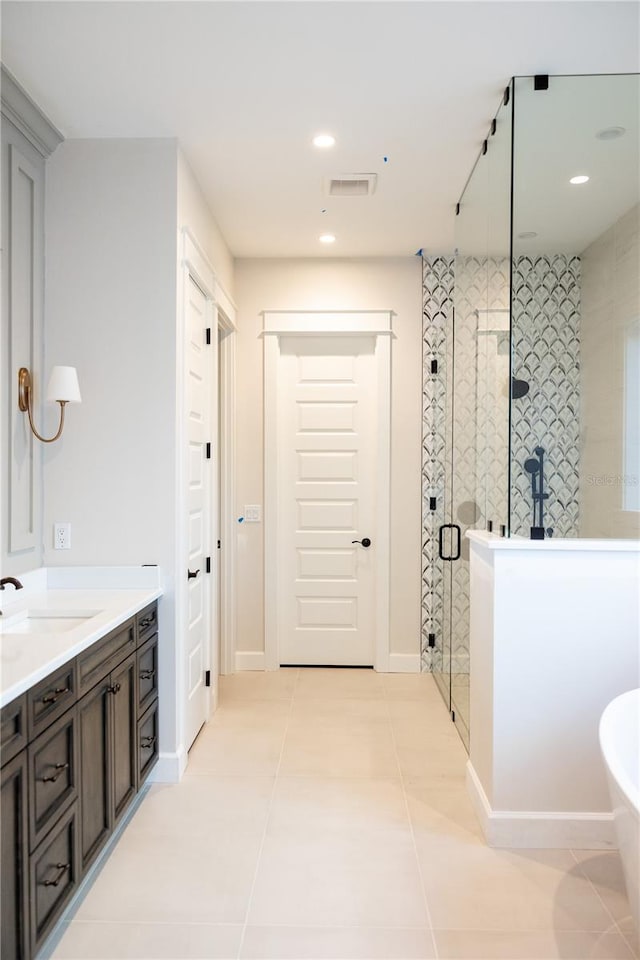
xmin=53 ymin=669 xmax=638 ymax=960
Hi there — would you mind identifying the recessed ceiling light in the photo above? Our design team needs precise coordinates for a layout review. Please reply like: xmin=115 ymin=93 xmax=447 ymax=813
xmin=517 ymin=231 xmax=538 ymax=240
xmin=569 ymin=175 xmax=590 ymax=185
xmin=319 ymin=233 xmax=336 ymax=244
xmin=596 ymin=126 xmax=626 ymax=141
xmin=313 ymin=134 xmax=336 ymax=149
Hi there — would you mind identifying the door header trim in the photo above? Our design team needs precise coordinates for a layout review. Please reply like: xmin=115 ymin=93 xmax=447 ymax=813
xmin=261 ymin=310 xmax=394 ymax=337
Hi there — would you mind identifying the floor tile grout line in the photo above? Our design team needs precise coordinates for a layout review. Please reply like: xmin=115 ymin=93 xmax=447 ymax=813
xmin=568 ymin=848 xmax=639 ymax=958
xmin=235 ymin=668 xmax=299 ymax=960
xmin=384 ymin=689 xmax=440 ymax=960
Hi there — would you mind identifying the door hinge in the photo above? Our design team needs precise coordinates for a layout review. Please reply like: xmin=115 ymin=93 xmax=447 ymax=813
xmin=206 ymin=327 xmax=211 ymax=345
xmin=534 ymin=74 xmax=549 ymax=91
xmin=429 ymin=496 xmax=437 ymax=511
xmin=217 ymin=539 xmax=221 ymax=549
xmin=205 ymin=670 xmax=211 ymax=688
xmin=451 ymin=710 xmax=456 ymax=722
xmin=428 ymin=633 xmax=436 ymax=648
xmin=205 ymin=557 xmax=211 ymax=573
xmin=206 ymin=442 xmax=211 ymax=459
xmin=430 ymin=359 xmax=438 ymax=374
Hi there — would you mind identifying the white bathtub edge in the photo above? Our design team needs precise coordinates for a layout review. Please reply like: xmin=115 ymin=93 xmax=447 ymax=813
xmin=466 ymin=761 xmax=617 ymax=849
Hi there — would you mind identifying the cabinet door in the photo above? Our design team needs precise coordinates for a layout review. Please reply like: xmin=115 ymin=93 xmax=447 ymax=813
xmin=111 ymin=653 xmax=137 ymax=823
xmin=78 ymin=681 xmax=111 ymax=873
xmin=1 ymin=751 xmax=29 ymax=960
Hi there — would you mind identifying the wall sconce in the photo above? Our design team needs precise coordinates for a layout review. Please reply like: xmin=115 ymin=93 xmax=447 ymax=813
xmin=18 ymin=366 xmax=81 ymax=443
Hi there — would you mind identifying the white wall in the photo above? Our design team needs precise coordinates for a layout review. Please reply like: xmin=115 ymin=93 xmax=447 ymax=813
xmin=177 ymin=149 xmax=234 ymax=296
xmin=43 ymin=138 xmax=181 ymax=762
xmin=580 ymin=202 xmax=640 ymax=539
xmin=234 ymin=257 xmax=422 ymax=662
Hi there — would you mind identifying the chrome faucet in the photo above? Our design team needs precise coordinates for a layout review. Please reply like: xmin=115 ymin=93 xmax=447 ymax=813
xmin=0 ymin=577 xmax=24 ymax=591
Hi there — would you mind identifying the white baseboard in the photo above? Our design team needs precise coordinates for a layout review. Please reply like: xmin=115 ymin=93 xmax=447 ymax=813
xmin=386 ymin=653 xmax=421 ymax=673
xmin=149 ymin=747 xmax=187 ymax=784
xmin=235 ymin=650 xmax=266 ymax=671
xmin=466 ymin=761 xmax=616 ymax=850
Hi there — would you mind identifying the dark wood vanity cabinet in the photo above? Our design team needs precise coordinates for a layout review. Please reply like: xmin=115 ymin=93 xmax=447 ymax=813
xmin=1 ymin=751 xmax=29 ymax=960
xmin=0 ymin=601 xmax=159 ymax=959
xmin=78 ymin=650 xmax=137 ymax=873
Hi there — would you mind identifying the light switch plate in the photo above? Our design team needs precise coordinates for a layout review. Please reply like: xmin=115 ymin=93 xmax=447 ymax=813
xmin=244 ymin=504 xmax=261 ymax=522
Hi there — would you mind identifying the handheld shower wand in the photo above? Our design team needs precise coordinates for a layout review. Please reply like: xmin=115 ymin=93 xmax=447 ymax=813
xmin=524 ymin=447 xmax=549 ymax=534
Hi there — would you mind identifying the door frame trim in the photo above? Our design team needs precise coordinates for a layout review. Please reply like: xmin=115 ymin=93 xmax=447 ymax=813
xmin=263 ymin=310 xmax=393 ymax=672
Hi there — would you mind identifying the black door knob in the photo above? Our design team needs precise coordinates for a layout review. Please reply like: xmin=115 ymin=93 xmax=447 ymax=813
xmin=351 ymin=538 xmax=371 ymax=548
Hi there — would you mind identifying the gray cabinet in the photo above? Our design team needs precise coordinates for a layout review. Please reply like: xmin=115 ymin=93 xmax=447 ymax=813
xmin=1 ymin=750 xmax=29 ymax=960
xmin=0 ymin=601 xmax=159 ymax=959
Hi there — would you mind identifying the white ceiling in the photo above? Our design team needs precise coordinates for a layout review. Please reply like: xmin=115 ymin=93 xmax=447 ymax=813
xmin=2 ymin=1 xmax=639 ymax=258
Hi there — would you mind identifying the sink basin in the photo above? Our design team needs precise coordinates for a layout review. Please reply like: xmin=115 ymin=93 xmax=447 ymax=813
xmin=0 ymin=610 xmax=101 ymax=635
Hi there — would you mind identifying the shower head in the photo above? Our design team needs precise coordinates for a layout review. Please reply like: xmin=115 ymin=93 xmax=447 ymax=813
xmin=511 ymin=377 xmax=530 ymax=399
xmin=524 ymin=457 xmax=540 ymax=474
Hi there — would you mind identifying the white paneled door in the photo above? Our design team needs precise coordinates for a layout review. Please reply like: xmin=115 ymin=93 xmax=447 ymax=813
xmin=185 ymin=276 xmax=211 ymax=749
xmin=277 ymin=336 xmax=378 ymax=666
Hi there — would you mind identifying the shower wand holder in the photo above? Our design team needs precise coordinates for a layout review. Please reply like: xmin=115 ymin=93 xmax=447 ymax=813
xmin=530 ymin=526 xmax=545 ymax=540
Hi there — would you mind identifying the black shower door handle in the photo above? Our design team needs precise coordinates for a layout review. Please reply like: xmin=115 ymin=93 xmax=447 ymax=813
xmin=438 ymin=523 xmax=461 ymax=561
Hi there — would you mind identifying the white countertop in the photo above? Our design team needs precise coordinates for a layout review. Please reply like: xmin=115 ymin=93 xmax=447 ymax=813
xmin=467 ymin=530 xmax=640 ymax=552
xmin=0 ymin=567 xmax=162 ymax=708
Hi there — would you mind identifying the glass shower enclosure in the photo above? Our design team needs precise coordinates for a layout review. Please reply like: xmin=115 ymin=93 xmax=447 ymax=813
xmin=432 ymin=72 xmax=640 ymax=749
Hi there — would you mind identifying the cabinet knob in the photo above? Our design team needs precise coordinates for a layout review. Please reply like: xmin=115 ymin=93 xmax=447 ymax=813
xmin=139 ymin=670 xmax=156 ymax=681
xmin=106 ymin=682 xmax=121 ymax=695
xmin=140 ymin=735 xmax=157 ymax=749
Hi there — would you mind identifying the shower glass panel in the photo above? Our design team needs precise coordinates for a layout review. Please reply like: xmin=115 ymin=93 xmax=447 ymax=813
xmin=440 ymin=90 xmax=512 ymax=748
xmin=510 ymin=73 xmax=640 ymax=539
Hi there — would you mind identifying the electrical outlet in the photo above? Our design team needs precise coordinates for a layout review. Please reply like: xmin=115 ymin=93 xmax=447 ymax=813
xmin=54 ymin=522 xmax=71 ymax=550
xmin=244 ymin=504 xmax=262 ymax=523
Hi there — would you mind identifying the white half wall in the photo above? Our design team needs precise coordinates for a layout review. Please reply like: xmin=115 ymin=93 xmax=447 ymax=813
xmin=234 ymin=257 xmax=422 ymax=664
xmin=468 ymin=530 xmax=640 ymax=848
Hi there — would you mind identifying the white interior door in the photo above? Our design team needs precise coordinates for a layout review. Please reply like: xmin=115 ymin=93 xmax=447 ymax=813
xmin=277 ymin=335 xmax=378 ymax=666
xmin=185 ymin=276 xmax=211 ymax=749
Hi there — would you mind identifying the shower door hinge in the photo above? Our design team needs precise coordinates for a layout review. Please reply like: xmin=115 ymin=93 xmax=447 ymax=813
xmin=206 ymin=442 xmax=211 ymax=459
xmin=455 ymin=202 xmax=460 ymax=216
xmin=430 ymin=359 xmax=438 ymax=374
xmin=428 ymin=633 xmax=436 ymax=648
xmin=206 ymin=327 xmax=211 ymax=345
xmin=491 ymin=118 xmax=497 ymax=136
xmin=205 ymin=670 xmax=211 ymax=687
xmin=503 ymin=85 xmax=510 ymax=106
xmin=205 ymin=556 xmax=211 ymax=574
xmin=482 ymin=139 xmax=488 ymax=156
xmin=534 ymin=74 xmax=549 ymax=91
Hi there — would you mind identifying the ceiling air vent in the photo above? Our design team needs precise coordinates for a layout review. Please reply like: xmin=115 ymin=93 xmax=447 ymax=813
xmin=325 ymin=173 xmax=378 ymax=198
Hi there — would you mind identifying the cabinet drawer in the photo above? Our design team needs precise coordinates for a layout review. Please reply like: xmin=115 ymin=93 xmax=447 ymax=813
xmin=27 ymin=663 xmax=77 ymax=741
xmin=28 ymin=708 xmax=78 ymax=852
xmin=1 ymin=695 xmax=28 ymax=767
xmin=78 ymin=619 xmax=135 ymax=695
xmin=138 ymin=701 xmax=159 ymax=786
xmin=137 ymin=634 xmax=158 ymax=717
xmin=30 ymin=802 xmax=79 ymax=953
xmin=136 ymin=602 xmax=158 ymax=645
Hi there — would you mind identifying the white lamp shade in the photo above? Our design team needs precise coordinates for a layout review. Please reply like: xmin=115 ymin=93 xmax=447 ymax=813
xmin=45 ymin=366 xmax=81 ymax=404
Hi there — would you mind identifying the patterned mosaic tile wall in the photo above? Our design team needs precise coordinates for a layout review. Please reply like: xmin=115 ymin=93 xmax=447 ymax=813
xmin=420 ymin=256 xmax=453 ymax=672
xmin=511 ymin=255 xmax=581 ymax=539
xmin=421 ymin=254 xmax=581 ymax=668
